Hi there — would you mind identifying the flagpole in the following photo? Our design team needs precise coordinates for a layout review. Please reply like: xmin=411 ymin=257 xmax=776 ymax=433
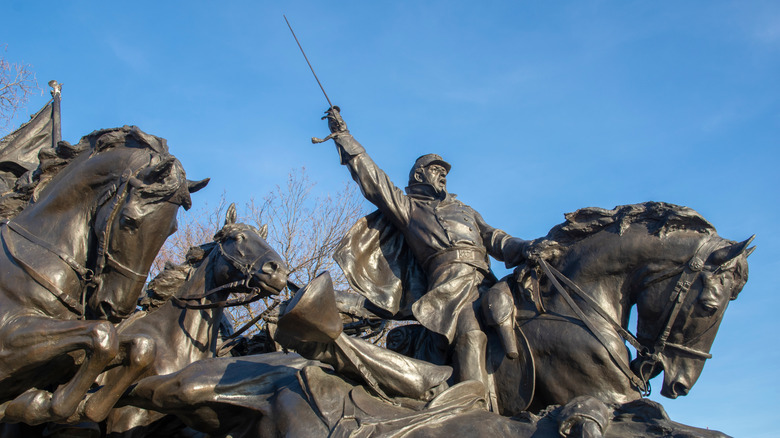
xmin=49 ymin=80 xmax=62 ymax=148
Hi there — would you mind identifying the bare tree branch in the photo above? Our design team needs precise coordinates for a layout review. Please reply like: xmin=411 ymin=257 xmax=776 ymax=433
xmin=151 ymin=169 xmax=366 ymax=337
xmin=0 ymin=46 xmax=41 ymax=133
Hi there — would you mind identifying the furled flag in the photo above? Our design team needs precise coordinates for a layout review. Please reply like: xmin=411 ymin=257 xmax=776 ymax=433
xmin=0 ymin=81 xmax=61 ymax=192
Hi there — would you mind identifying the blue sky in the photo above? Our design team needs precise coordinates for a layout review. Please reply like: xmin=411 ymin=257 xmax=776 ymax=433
xmin=3 ymin=1 xmax=778 ymax=435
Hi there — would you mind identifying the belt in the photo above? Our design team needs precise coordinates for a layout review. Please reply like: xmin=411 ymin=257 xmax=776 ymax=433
xmin=423 ymin=247 xmax=488 ymax=272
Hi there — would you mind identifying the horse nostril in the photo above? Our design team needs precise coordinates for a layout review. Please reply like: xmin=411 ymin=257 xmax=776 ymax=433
xmin=673 ymin=382 xmax=690 ymax=397
xmin=262 ymin=261 xmax=279 ymax=274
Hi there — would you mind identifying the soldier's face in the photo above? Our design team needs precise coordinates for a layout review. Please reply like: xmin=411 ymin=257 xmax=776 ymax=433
xmin=422 ymin=164 xmax=448 ymax=193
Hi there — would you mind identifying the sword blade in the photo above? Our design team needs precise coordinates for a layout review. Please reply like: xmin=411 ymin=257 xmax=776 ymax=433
xmin=284 ymin=15 xmax=333 ymax=108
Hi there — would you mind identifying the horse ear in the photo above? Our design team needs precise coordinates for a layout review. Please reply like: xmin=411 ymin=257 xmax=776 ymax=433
xmin=710 ymin=235 xmax=756 ymax=266
xmin=187 ymin=178 xmax=209 ymax=194
xmin=225 ymin=203 xmax=237 ymax=226
xmin=745 ymin=246 xmax=756 ymax=258
xmin=143 ymin=156 xmax=176 ymax=183
xmin=259 ymin=224 xmax=269 ymax=240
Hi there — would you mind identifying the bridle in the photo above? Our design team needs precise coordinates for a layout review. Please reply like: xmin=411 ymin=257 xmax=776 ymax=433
xmin=172 ymin=237 xmax=278 ymax=310
xmin=533 ymin=234 xmax=724 ymax=396
xmin=0 ymin=166 xmax=150 ymax=319
xmin=170 ymin=234 xmax=286 ymax=357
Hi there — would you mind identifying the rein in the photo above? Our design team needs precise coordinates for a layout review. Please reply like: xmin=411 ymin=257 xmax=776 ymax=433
xmin=172 ymin=241 xmax=276 ymax=310
xmin=0 ymin=166 xmax=145 ymax=319
xmin=168 ymin=240 xmax=288 ymax=356
xmin=532 ymin=235 xmax=721 ymax=396
xmin=536 ymin=258 xmax=648 ymax=394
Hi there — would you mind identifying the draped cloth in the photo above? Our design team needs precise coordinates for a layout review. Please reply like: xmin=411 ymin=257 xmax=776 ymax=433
xmin=335 ymin=211 xmax=486 ymax=342
xmin=334 ymin=210 xmax=426 ymax=320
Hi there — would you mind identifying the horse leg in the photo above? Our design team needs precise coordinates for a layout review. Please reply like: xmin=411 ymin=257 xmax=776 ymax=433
xmin=81 ymin=334 xmax=156 ymax=422
xmin=0 ymin=316 xmax=118 ymax=424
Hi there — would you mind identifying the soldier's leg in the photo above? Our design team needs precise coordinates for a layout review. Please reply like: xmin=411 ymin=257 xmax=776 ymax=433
xmin=453 ymin=300 xmax=489 ymax=391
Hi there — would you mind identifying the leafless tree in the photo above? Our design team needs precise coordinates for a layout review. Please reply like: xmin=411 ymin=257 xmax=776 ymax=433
xmin=151 ymin=168 xmax=367 ymax=338
xmin=0 ymin=46 xmax=40 ymax=133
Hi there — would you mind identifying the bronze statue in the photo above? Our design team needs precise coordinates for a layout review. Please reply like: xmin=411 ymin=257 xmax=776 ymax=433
xmin=317 ymin=107 xmax=530 ymax=401
xmin=386 ymin=202 xmax=754 ymax=416
xmin=0 ymin=126 xmax=207 ymax=425
xmin=117 ymin=241 xmax=743 ymax=437
xmin=99 ymin=203 xmax=288 ymax=436
xmin=0 ymin=102 xmax=754 ymax=437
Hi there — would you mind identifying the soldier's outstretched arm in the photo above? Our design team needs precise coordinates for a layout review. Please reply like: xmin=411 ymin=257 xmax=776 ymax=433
xmin=475 ymin=211 xmax=531 ymax=268
xmin=317 ymin=107 xmax=411 ymax=227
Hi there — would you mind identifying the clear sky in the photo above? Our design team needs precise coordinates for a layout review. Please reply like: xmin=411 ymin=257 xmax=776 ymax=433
xmin=3 ymin=1 xmax=778 ymax=435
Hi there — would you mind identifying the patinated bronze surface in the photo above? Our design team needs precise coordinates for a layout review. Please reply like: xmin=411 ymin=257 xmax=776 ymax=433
xmin=99 ymin=203 xmax=288 ymax=436
xmin=116 ymin=258 xmax=739 ymax=437
xmin=0 ymin=109 xmax=753 ymax=437
xmin=386 ymin=202 xmax=753 ymax=415
xmin=0 ymin=126 xmax=207 ymax=426
xmin=321 ymin=107 xmax=531 ymax=400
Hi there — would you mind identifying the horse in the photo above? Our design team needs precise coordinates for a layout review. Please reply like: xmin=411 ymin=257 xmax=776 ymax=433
xmin=101 ymin=203 xmax=289 ymax=437
xmin=0 ymin=126 xmax=208 ymax=425
xmin=114 ymin=261 xmax=733 ymax=438
xmin=482 ymin=202 xmax=754 ymax=414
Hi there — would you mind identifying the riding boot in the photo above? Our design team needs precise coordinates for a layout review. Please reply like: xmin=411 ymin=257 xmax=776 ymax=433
xmin=454 ymin=329 xmax=491 ymax=409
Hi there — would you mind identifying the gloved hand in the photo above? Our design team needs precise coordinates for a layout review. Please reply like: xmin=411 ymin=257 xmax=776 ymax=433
xmin=312 ymin=106 xmax=348 ymax=144
xmin=323 ymin=106 xmax=348 ymax=134
xmin=504 ymin=237 xmax=533 ymax=268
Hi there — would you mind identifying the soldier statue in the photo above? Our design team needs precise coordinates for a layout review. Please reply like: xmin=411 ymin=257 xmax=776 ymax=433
xmin=318 ymin=107 xmax=531 ymax=399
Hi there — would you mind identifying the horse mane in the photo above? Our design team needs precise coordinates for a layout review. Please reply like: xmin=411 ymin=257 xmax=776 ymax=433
xmin=531 ymin=202 xmax=716 ymax=262
xmin=139 ymin=242 xmax=217 ymax=310
xmin=0 ymin=126 xmax=171 ymax=220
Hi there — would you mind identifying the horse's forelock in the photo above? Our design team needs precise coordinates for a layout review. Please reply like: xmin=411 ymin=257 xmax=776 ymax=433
xmin=214 ymin=223 xmax=263 ymax=243
xmin=134 ymin=157 xmax=191 ymax=208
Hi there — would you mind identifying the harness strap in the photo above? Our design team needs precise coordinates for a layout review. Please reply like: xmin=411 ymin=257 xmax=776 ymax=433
xmin=104 ymin=252 xmax=150 ymax=282
xmin=0 ymin=224 xmax=84 ymax=316
xmin=216 ymin=298 xmax=283 ymax=356
xmin=172 ymin=289 xmax=263 ymax=310
xmin=537 ymin=258 xmax=648 ymax=394
xmin=663 ymin=341 xmax=712 ymax=359
xmin=92 ymin=171 xmax=133 ymax=284
xmin=3 ymin=220 xmax=94 ymax=282
xmin=652 ymin=236 xmax=722 ymax=356
xmin=542 ymin=261 xmax=644 ymax=353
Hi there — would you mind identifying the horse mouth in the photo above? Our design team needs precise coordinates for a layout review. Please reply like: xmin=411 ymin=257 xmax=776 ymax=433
xmin=660 ymin=381 xmax=690 ymax=399
xmin=249 ymin=272 xmax=288 ymax=296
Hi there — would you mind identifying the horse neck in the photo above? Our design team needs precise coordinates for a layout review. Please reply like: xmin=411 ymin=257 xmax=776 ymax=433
xmin=558 ymin=226 xmax=679 ymax=325
xmin=562 ymin=227 xmax=708 ymax=327
xmin=172 ymin=249 xmax=231 ymax=358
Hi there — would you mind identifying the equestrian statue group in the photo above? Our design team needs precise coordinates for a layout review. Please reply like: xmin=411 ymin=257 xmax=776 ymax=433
xmin=0 ymin=94 xmax=754 ymax=437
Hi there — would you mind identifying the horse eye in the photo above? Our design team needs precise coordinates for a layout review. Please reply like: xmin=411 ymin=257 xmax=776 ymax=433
xmin=120 ymin=215 xmax=139 ymax=230
xmin=700 ymin=301 xmax=719 ymax=315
